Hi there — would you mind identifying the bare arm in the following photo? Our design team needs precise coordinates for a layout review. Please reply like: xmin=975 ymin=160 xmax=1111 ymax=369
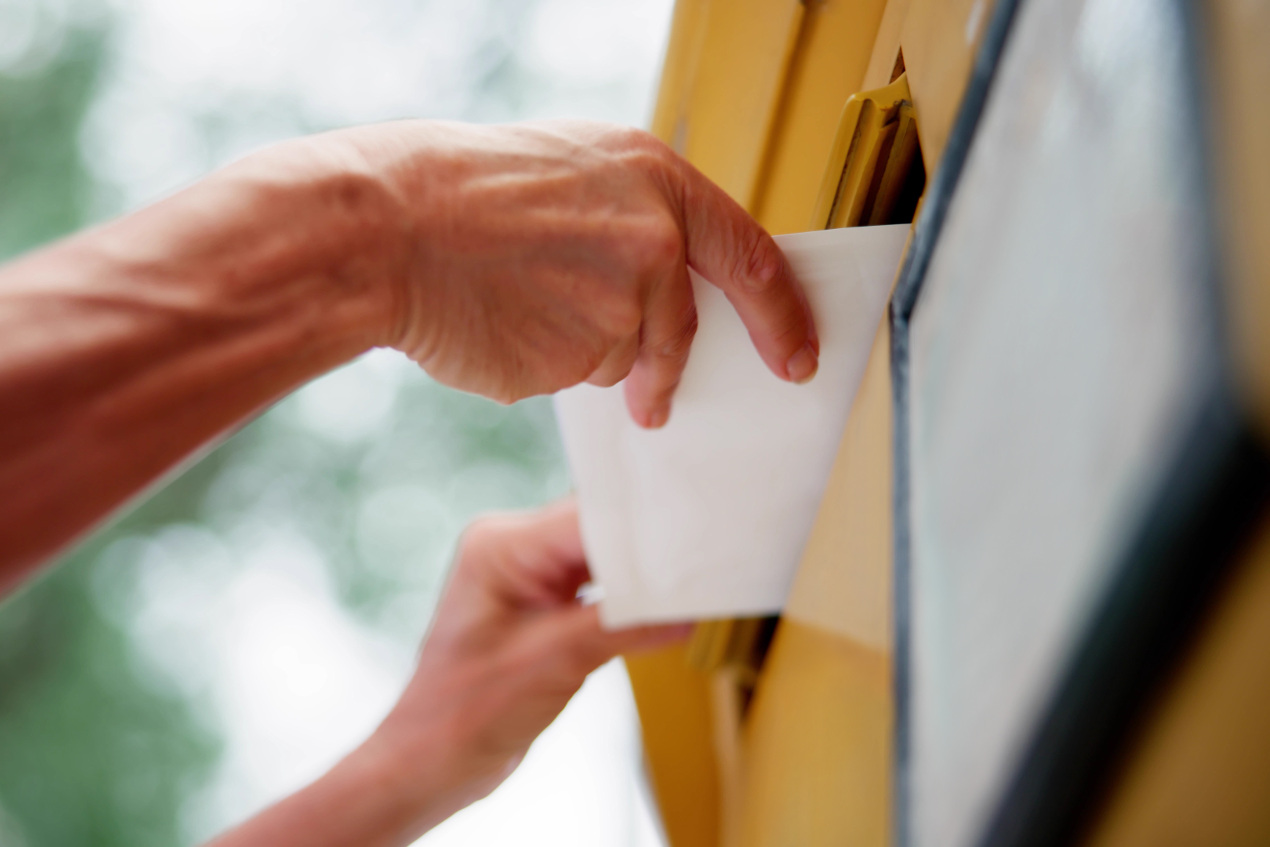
xmin=0 ymin=142 xmax=395 ymax=593
xmin=205 ymin=500 xmax=688 ymax=847
xmin=0 ymin=119 xmax=817 ymax=593
xmin=0 ymin=120 xmax=817 ymax=844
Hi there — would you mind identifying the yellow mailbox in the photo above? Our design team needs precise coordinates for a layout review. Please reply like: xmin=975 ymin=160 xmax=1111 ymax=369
xmin=625 ymin=2 xmax=1270 ymax=846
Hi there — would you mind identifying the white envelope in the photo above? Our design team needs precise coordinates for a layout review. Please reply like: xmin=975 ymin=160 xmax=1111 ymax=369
xmin=554 ymin=225 xmax=909 ymax=628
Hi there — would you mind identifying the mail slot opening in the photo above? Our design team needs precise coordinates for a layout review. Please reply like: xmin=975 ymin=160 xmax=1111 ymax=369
xmin=866 ymin=53 xmax=925 ymax=227
xmin=863 ymin=101 xmax=924 ymax=226
xmin=683 ymin=72 xmax=927 ymax=705
xmin=818 ymin=63 xmax=926 ymax=230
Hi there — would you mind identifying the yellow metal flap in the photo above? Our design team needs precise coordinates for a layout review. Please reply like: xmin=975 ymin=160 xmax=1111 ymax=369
xmin=811 ymin=73 xmax=916 ymax=229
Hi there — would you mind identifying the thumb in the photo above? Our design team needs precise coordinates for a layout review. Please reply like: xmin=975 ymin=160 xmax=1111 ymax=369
xmin=549 ymin=605 xmax=694 ymax=677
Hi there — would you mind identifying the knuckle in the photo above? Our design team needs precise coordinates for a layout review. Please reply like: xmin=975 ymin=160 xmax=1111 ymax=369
xmin=587 ymin=368 xmax=624 ymax=388
xmin=655 ymin=306 xmax=698 ymax=359
xmin=618 ymin=132 xmax=678 ymax=187
xmin=575 ymin=342 xmax=611 ymax=383
xmin=622 ymin=127 xmax=667 ymax=156
xmin=598 ymin=296 xmax=643 ymax=340
xmin=490 ymin=388 xmax=521 ymax=406
xmin=654 ymin=221 xmax=686 ymax=264
xmin=457 ymin=514 xmax=508 ymax=561
xmin=635 ymin=220 xmax=684 ymax=271
xmin=599 ymin=126 xmax=664 ymax=165
xmin=563 ymin=644 xmax=602 ymax=679
xmin=537 ymin=639 xmax=586 ymax=682
xmin=457 ymin=520 xmax=493 ymax=560
xmin=735 ymin=232 xmax=784 ymax=295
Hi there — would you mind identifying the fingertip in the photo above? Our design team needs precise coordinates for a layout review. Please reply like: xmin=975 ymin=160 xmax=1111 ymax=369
xmin=777 ymin=287 xmax=819 ymax=383
xmin=623 ymin=394 xmax=654 ymax=430
xmin=609 ymin=621 xmax=695 ymax=656
xmin=623 ymin=372 xmax=673 ymax=430
xmin=785 ymin=342 xmax=819 ymax=384
xmin=696 ymin=225 xmax=819 ymax=386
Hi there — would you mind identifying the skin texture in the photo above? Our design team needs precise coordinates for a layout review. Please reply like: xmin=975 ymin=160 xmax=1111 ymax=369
xmin=207 ymin=500 xmax=687 ymax=847
xmin=0 ymin=119 xmax=818 ymax=844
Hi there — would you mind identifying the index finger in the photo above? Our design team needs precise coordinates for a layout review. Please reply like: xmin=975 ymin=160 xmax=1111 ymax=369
xmin=672 ymin=160 xmax=819 ymax=384
xmin=467 ymin=499 xmax=590 ymax=607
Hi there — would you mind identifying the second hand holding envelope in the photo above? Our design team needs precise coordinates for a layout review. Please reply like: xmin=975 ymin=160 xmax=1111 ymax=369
xmin=554 ymin=224 xmax=909 ymax=628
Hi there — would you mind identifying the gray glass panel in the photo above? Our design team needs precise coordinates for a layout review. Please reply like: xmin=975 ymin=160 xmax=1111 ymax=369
xmin=906 ymin=1 xmax=1209 ymax=846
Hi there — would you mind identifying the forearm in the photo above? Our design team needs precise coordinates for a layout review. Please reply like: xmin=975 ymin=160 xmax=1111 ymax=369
xmin=0 ymin=140 xmax=399 ymax=591
xmin=205 ymin=740 xmax=452 ymax=847
xmin=206 ymin=497 xmax=685 ymax=847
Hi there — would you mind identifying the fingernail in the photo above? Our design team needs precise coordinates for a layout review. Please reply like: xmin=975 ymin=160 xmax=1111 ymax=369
xmin=646 ymin=406 xmax=669 ymax=429
xmin=785 ymin=343 xmax=819 ymax=384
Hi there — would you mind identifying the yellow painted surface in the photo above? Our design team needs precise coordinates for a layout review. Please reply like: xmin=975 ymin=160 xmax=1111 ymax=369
xmin=628 ymin=1 xmax=995 ymax=844
xmin=1207 ymin=0 xmax=1270 ymax=439
xmin=809 ymin=74 xmax=914 ymax=230
xmin=650 ymin=0 xmax=712 ymax=148
xmin=861 ymin=0 xmax=912 ymax=89
xmin=738 ymin=623 xmax=892 ymax=847
xmin=736 ymin=317 xmax=897 ymax=847
xmin=722 ymin=6 xmax=918 ymax=843
xmin=624 ymin=645 xmax=721 ymax=847
xmin=636 ymin=4 xmax=1270 ymax=847
xmin=1082 ymin=5 xmax=1270 ymax=844
xmin=750 ymin=0 xmax=890 ymax=234
xmin=783 ymin=317 xmax=895 ymax=648
xmin=899 ymin=0 xmax=993 ymax=170
xmin=1085 ymin=511 xmax=1270 ymax=846
xmin=649 ymin=0 xmax=805 ymax=207
xmin=635 ymin=4 xmax=810 ymax=844
xmin=710 ymin=671 xmax=749 ymax=847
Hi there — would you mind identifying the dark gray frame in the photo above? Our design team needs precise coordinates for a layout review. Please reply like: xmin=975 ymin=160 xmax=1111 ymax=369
xmin=888 ymin=1 xmax=1270 ymax=845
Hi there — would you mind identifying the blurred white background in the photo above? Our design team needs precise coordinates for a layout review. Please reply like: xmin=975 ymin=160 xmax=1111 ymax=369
xmin=0 ymin=0 xmax=675 ymax=844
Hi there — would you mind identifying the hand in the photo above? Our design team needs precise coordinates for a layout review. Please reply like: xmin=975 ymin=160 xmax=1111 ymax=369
xmin=206 ymin=500 xmax=685 ymax=847
xmin=362 ymin=499 xmax=688 ymax=836
xmin=325 ymin=120 xmax=819 ymax=427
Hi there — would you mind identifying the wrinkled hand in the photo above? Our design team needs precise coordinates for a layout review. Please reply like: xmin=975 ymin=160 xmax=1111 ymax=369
xmin=362 ymin=500 xmax=688 ymax=835
xmin=331 ymin=119 xmax=819 ymax=427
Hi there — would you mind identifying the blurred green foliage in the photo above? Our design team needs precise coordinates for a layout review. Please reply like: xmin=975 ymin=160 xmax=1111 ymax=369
xmin=0 ymin=17 xmax=104 ymax=259
xmin=0 ymin=9 xmax=220 ymax=847
xmin=0 ymin=553 xmax=217 ymax=847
